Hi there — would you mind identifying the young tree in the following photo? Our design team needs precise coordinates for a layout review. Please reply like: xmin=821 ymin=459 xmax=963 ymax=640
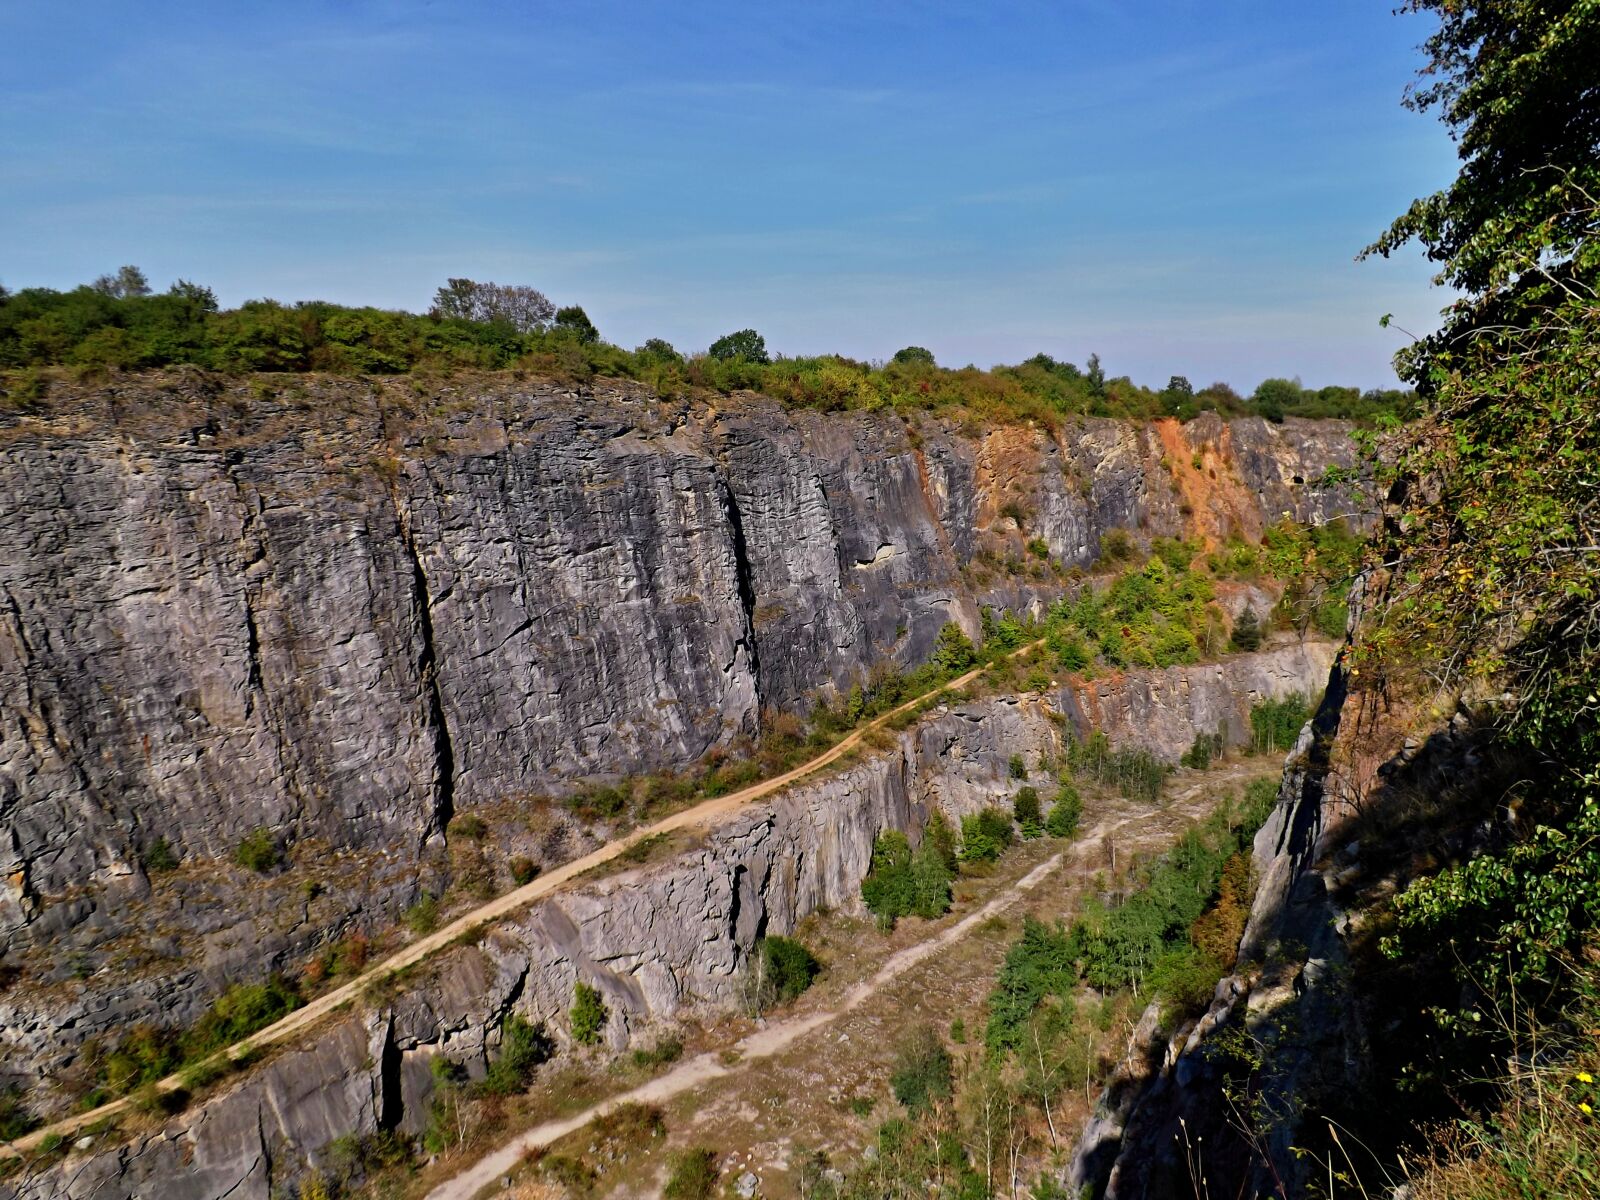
xmin=1230 ymin=606 xmax=1262 ymax=652
xmin=167 ymin=279 xmax=219 ymax=311
xmin=889 ymin=1024 xmax=952 ymax=1114
xmin=636 ymin=337 xmax=682 ymax=363
xmin=91 ymin=265 xmax=150 ymax=299
xmin=429 ymin=278 xmax=555 ymax=331
xmin=1085 ymin=352 xmax=1106 ymax=397
xmin=1013 ymin=785 xmax=1042 ymax=833
xmin=931 ymin=621 xmax=978 ymax=675
xmin=553 ymin=304 xmax=599 ymax=343
xmin=1045 ymin=785 xmax=1081 ymax=838
xmin=707 ymin=328 xmax=769 ymax=363
xmin=1161 ymin=374 xmax=1195 ymax=417
xmin=1251 ymin=377 xmax=1300 ymax=423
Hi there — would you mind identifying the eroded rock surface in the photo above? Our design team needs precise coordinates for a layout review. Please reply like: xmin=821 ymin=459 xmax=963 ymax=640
xmin=0 ymin=374 xmax=1355 ymax=1144
xmin=6 ymin=644 xmax=1332 ymax=1200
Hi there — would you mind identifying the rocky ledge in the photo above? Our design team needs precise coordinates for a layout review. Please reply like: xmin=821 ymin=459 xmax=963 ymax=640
xmin=6 ymin=642 xmax=1332 ymax=1200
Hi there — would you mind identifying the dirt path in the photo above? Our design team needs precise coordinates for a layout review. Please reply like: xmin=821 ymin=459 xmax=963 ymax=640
xmin=424 ymin=764 xmax=1264 ymax=1200
xmin=4 ymin=646 xmax=1042 ymax=1160
xmin=428 ymin=850 xmax=1070 ymax=1200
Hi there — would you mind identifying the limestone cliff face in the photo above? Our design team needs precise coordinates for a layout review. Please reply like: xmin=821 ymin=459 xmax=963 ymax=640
xmin=0 ymin=376 xmax=1355 ymax=953
xmin=6 ymin=644 xmax=1333 ymax=1200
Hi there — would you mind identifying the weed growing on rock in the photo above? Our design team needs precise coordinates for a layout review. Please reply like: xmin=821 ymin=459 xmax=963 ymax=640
xmin=570 ymin=982 xmax=608 ymax=1046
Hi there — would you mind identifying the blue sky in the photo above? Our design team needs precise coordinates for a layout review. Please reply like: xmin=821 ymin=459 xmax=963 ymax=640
xmin=0 ymin=2 xmax=1456 ymax=390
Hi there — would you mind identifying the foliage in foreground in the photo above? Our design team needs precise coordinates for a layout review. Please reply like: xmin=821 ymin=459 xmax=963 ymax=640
xmin=1338 ymin=2 xmax=1600 ymax=1191
xmin=1403 ymin=981 xmax=1600 ymax=1200
xmin=1361 ymin=0 xmax=1600 ymax=1016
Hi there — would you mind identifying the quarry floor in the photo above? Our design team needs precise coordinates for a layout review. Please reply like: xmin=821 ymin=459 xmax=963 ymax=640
xmin=416 ymin=756 xmax=1282 ymax=1200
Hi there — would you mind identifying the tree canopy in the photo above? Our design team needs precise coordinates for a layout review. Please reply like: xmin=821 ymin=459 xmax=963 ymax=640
xmin=707 ymin=328 xmax=769 ymax=364
xmin=429 ymin=278 xmax=555 ymax=332
xmin=0 ymin=271 xmax=1413 ymax=426
xmin=1366 ymin=0 xmax=1600 ymax=998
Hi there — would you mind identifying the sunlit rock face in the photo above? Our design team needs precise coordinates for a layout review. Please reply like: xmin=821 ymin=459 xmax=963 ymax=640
xmin=5 ymin=644 xmax=1334 ymax=1200
xmin=0 ymin=374 xmax=1355 ymax=1121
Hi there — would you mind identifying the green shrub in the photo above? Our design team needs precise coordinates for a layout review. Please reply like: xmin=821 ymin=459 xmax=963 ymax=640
xmin=509 ymin=856 xmax=538 ymax=885
xmin=477 ymin=1013 xmax=553 ymax=1095
xmin=1097 ymin=528 xmax=1138 ymax=565
xmin=760 ymin=936 xmax=821 ymax=1004
xmin=663 ymin=1147 xmax=719 ymax=1200
xmin=959 ymin=807 xmax=1015 ymax=863
xmin=861 ymin=829 xmax=954 ymax=928
xmin=1013 ymin=785 xmax=1042 ymax=837
xmin=0 ymin=1087 xmax=38 ymax=1142
xmin=570 ymin=981 xmax=608 ymax=1045
xmin=565 ymin=781 xmax=631 ymax=820
xmin=142 ymin=837 xmax=179 ymax=873
xmin=889 ymin=1025 xmax=953 ymax=1114
xmin=1045 ymin=785 xmax=1082 ymax=838
xmin=631 ymin=1037 xmax=683 ymax=1069
xmin=178 ymin=1056 xmax=227 ymax=1093
xmin=1008 ymin=753 xmax=1028 ymax=780
xmin=405 ymin=894 xmax=439 ymax=935
xmin=1147 ymin=944 xmax=1228 ymax=1016
xmin=540 ymin=1153 xmax=598 ymax=1193
xmin=449 ymin=813 xmax=487 ymax=840
xmin=184 ymin=975 xmax=302 ymax=1057
xmin=233 ymin=828 xmax=280 ymax=872
xmin=97 ymin=1026 xmax=181 ymax=1097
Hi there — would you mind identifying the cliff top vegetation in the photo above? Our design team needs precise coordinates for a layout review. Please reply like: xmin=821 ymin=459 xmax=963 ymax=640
xmin=0 ymin=272 xmax=1414 ymax=426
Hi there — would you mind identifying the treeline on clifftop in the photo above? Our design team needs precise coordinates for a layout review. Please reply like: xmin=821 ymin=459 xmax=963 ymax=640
xmin=0 ymin=270 xmax=1414 ymax=424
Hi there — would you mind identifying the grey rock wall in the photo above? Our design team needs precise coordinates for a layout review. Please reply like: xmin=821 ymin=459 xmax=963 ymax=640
xmin=0 ymin=373 xmax=1356 ymax=1141
xmin=6 ymin=644 xmax=1332 ymax=1200
xmin=0 ymin=378 xmax=1357 ymax=955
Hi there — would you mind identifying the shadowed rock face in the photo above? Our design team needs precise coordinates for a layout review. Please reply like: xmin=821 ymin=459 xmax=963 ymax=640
xmin=0 ymin=376 xmax=1354 ymax=1136
xmin=5 ymin=645 xmax=1333 ymax=1200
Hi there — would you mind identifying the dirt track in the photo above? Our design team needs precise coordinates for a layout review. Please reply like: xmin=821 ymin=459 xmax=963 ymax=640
xmin=425 ymin=761 xmax=1270 ymax=1200
xmin=3 ymin=650 xmax=1035 ymax=1160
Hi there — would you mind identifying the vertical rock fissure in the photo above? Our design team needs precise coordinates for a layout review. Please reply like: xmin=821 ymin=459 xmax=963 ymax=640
xmin=377 ymin=1012 xmax=404 ymax=1132
xmin=394 ymin=498 xmax=456 ymax=837
xmin=719 ymin=479 xmax=762 ymax=703
xmin=240 ymin=591 xmax=263 ymax=718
